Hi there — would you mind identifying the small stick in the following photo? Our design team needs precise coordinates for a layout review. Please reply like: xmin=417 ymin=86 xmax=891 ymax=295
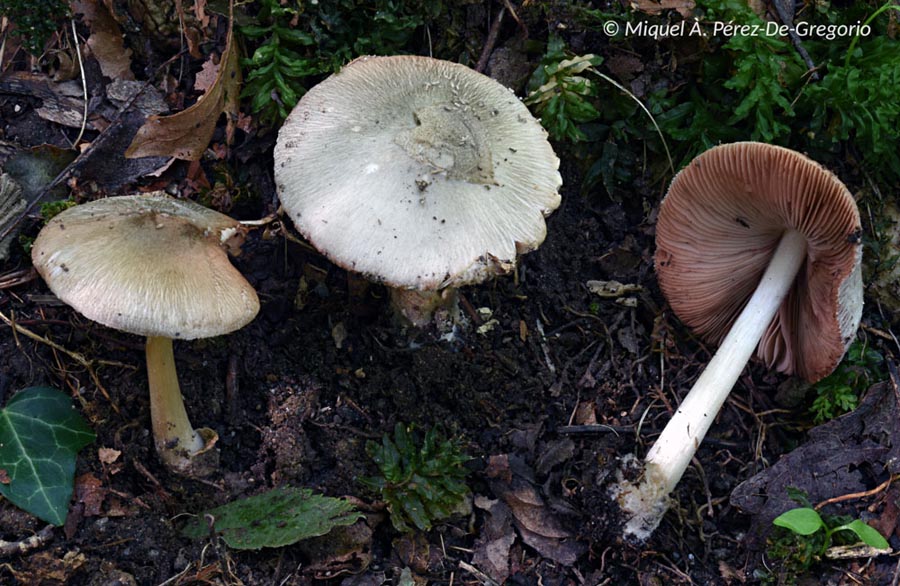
xmin=70 ymin=19 xmax=88 ymax=147
xmin=0 ymin=47 xmax=190 ymax=243
xmin=457 ymin=292 xmax=482 ymax=325
xmin=224 ymin=352 xmax=239 ymax=421
xmin=770 ymin=0 xmax=819 ymax=80
xmin=475 ymin=6 xmax=505 ymax=74
xmin=458 ymin=560 xmax=500 ymax=586
xmin=815 ymin=473 xmax=900 ymax=511
xmin=558 ymin=424 xmax=629 ymax=435
xmin=238 ymin=206 xmax=282 ymax=226
xmin=0 ymin=308 xmax=122 ymax=413
xmin=534 ymin=319 xmax=556 ymax=374
xmin=0 ymin=525 xmax=54 ymax=558
xmin=0 ymin=268 xmax=36 ymax=289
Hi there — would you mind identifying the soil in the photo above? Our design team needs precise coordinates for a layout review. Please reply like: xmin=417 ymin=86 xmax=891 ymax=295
xmin=1 ymin=2 xmax=898 ymax=586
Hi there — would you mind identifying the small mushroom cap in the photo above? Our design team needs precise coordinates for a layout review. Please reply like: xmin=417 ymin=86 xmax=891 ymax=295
xmin=274 ymin=55 xmax=562 ymax=290
xmin=655 ymin=142 xmax=862 ymax=382
xmin=32 ymin=195 xmax=259 ymax=339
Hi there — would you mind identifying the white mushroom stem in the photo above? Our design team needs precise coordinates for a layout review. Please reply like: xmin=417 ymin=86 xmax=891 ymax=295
xmin=145 ymin=336 xmax=205 ymax=467
xmin=389 ymin=287 xmax=460 ymax=328
xmin=618 ymin=229 xmax=808 ymax=541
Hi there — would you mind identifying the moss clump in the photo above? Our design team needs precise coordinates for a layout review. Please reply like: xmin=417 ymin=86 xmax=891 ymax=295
xmin=0 ymin=0 xmax=69 ymax=55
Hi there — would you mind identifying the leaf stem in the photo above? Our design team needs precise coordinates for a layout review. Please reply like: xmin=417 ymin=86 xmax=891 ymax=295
xmin=844 ymin=2 xmax=900 ymax=68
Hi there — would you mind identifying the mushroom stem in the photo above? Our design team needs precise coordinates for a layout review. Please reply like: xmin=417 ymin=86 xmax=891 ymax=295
xmin=145 ymin=336 xmax=205 ymax=466
xmin=389 ymin=287 xmax=460 ymax=328
xmin=617 ymin=229 xmax=808 ymax=541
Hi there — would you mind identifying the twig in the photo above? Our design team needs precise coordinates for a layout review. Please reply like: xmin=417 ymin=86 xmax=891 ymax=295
xmin=770 ymin=0 xmax=819 ymax=80
xmin=0 ymin=308 xmax=123 ymax=413
xmin=70 ymin=19 xmax=88 ymax=147
xmin=586 ymin=66 xmax=675 ymax=175
xmin=131 ymin=459 xmax=171 ymax=497
xmin=475 ymin=6 xmax=505 ymax=74
xmin=225 ymin=352 xmax=239 ymax=421
xmin=815 ymin=473 xmax=900 ymax=511
xmin=0 ymin=525 xmax=54 ymax=558
xmin=206 ymin=513 xmax=229 ymax=581
xmin=889 ymin=360 xmax=900 ymax=411
xmin=558 ymin=424 xmax=628 ymax=435
xmin=238 ymin=206 xmax=282 ymax=226
xmin=0 ymin=16 xmax=8 ymax=73
xmin=0 ymin=267 xmax=36 ymax=289
xmin=458 ymin=560 xmax=500 ymax=586
xmin=0 ymin=47 xmax=190 ymax=243
xmin=458 ymin=292 xmax=482 ymax=325
xmin=502 ymin=0 xmax=524 ymax=32
xmin=534 ymin=319 xmax=556 ymax=374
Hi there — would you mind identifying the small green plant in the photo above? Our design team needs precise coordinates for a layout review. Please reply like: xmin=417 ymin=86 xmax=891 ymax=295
xmin=525 ymin=34 xmax=673 ymax=199
xmin=240 ymin=0 xmax=443 ymax=124
xmin=525 ymin=36 xmax=603 ymax=142
xmin=762 ymin=498 xmax=890 ymax=583
xmin=773 ymin=507 xmax=888 ymax=551
xmin=0 ymin=0 xmax=69 ymax=55
xmin=810 ymin=340 xmax=884 ymax=423
xmin=361 ymin=423 xmax=470 ymax=532
xmin=0 ymin=387 xmax=95 ymax=525
xmin=39 ymin=198 xmax=77 ymax=221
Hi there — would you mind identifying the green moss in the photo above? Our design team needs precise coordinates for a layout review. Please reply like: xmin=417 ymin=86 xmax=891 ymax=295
xmin=240 ymin=0 xmax=446 ymax=125
xmin=360 ymin=423 xmax=470 ymax=532
xmin=0 ymin=0 xmax=70 ymax=55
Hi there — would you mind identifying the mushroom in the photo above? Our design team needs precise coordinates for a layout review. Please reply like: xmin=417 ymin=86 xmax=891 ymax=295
xmin=273 ymin=55 xmax=562 ymax=327
xmin=614 ymin=142 xmax=863 ymax=541
xmin=31 ymin=194 xmax=259 ymax=476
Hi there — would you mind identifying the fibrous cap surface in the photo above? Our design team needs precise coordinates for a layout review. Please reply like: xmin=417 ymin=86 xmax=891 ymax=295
xmin=32 ymin=195 xmax=259 ymax=339
xmin=274 ymin=55 xmax=562 ymax=290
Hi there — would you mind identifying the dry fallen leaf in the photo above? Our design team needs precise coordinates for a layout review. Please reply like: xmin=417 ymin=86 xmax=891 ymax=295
xmin=74 ymin=473 xmax=106 ymax=517
xmin=487 ymin=454 xmax=587 ymax=566
xmin=472 ymin=496 xmax=516 ymax=583
xmin=0 ymin=174 xmax=26 ymax=262
xmin=630 ymin=0 xmax=695 ymax=19
xmin=125 ymin=11 xmax=240 ymax=160
xmin=193 ymin=56 xmax=220 ymax=93
xmin=72 ymin=0 xmax=134 ymax=81
xmin=97 ymin=446 xmax=121 ymax=464
xmin=7 ymin=550 xmax=86 ymax=585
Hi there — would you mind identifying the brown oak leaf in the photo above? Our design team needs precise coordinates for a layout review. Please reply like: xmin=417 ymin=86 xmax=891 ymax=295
xmin=125 ymin=8 xmax=240 ymax=160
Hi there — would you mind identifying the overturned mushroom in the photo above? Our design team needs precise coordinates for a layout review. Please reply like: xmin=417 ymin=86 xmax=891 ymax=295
xmin=614 ymin=142 xmax=863 ymax=541
xmin=32 ymin=195 xmax=259 ymax=476
xmin=274 ymin=55 xmax=562 ymax=326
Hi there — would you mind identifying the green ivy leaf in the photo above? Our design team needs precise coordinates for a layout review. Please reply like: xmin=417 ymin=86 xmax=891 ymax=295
xmin=773 ymin=508 xmax=826 ymax=536
xmin=0 ymin=387 xmax=95 ymax=526
xmin=181 ymin=487 xmax=363 ymax=550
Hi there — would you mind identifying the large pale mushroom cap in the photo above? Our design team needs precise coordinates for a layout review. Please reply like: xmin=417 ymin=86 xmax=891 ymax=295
xmin=32 ymin=195 xmax=259 ymax=339
xmin=274 ymin=55 xmax=562 ymax=290
xmin=655 ymin=142 xmax=863 ymax=382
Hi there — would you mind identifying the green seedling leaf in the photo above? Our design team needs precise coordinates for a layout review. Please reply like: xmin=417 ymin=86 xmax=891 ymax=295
xmin=836 ymin=519 xmax=890 ymax=549
xmin=0 ymin=387 xmax=95 ymax=526
xmin=182 ymin=487 xmax=362 ymax=550
xmin=773 ymin=508 xmax=826 ymax=536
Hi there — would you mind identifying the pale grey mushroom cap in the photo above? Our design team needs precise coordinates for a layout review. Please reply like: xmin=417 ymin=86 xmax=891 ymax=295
xmin=32 ymin=195 xmax=259 ymax=339
xmin=274 ymin=55 xmax=562 ymax=290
